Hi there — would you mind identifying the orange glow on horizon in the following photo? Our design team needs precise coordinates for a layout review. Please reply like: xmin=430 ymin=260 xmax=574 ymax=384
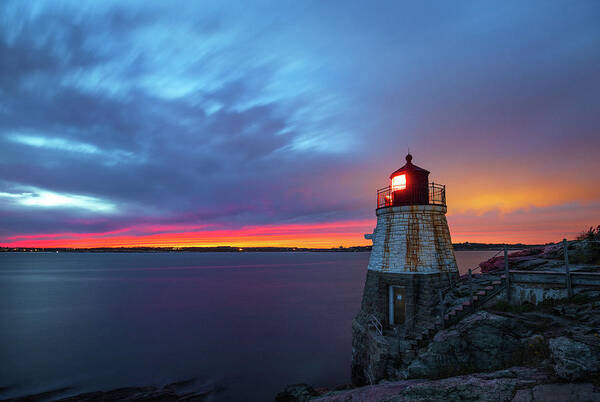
xmin=1 ymin=220 xmax=376 ymax=249
xmin=3 ymin=163 xmax=599 ymax=249
xmin=2 ymin=211 xmax=595 ymax=248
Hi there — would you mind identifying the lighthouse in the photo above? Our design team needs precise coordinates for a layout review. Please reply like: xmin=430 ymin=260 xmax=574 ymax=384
xmin=352 ymin=154 xmax=459 ymax=385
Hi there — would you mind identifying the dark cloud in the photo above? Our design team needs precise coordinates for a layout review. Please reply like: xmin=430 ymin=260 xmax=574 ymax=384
xmin=0 ymin=1 xmax=361 ymax=238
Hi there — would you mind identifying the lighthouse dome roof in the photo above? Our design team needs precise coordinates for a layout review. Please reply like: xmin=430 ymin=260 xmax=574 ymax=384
xmin=389 ymin=153 xmax=430 ymax=178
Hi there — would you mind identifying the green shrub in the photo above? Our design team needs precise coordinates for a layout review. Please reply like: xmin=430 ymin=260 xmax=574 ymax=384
xmin=577 ymin=225 xmax=600 ymax=241
xmin=573 ymin=225 xmax=600 ymax=264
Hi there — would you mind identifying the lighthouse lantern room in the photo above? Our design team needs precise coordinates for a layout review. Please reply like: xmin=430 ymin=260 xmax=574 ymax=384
xmin=377 ymin=154 xmax=446 ymax=209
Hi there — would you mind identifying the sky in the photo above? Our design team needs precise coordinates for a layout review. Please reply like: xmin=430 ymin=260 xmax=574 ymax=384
xmin=1 ymin=0 xmax=599 ymax=248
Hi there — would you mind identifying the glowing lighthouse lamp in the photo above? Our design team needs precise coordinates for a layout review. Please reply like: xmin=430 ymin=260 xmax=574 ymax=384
xmin=391 ymin=174 xmax=406 ymax=191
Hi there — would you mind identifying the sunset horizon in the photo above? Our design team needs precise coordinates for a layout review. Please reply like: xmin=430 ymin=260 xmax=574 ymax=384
xmin=1 ymin=215 xmax=594 ymax=249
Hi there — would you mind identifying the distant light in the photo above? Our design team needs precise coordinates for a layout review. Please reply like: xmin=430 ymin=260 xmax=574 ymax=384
xmin=392 ymin=174 xmax=406 ymax=191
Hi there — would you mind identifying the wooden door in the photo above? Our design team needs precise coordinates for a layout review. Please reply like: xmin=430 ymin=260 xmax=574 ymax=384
xmin=393 ymin=287 xmax=406 ymax=325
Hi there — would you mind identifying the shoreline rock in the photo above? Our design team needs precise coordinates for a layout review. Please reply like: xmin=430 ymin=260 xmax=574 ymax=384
xmin=7 ymin=379 xmax=224 ymax=402
xmin=293 ymin=296 xmax=600 ymax=401
xmin=312 ymin=367 xmax=600 ymax=402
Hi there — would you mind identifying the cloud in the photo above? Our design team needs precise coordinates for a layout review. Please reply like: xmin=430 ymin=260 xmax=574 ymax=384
xmin=0 ymin=183 xmax=117 ymax=213
xmin=5 ymin=133 xmax=139 ymax=165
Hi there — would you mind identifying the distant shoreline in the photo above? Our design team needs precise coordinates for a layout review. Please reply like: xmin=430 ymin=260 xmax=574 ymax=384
xmin=0 ymin=243 xmax=545 ymax=253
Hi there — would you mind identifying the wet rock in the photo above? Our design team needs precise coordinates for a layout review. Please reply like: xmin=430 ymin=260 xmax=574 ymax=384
xmin=13 ymin=379 xmax=223 ymax=402
xmin=316 ymin=367 xmax=552 ymax=402
xmin=56 ymin=386 xmax=181 ymax=401
xmin=511 ymin=383 xmax=600 ymax=402
xmin=276 ymin=384 xmax=320 ymax=402
xmin=549 ymin=336 xmax=600 ymax=380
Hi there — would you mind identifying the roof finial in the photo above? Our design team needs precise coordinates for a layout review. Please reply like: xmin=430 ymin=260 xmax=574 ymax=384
xmin=406 ymin=150 xmax=413 ymax=164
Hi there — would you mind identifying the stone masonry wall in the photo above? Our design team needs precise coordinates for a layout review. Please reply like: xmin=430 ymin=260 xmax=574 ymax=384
xmin=367 ymin=205 xmax=458 ymax=274
xmin=355 ymin=270 xmax=456 ymax=334
xmin=484 ymin=282 xmax=595 ymax=307
xmin=352 ymin=270 xmax=457 ymax=385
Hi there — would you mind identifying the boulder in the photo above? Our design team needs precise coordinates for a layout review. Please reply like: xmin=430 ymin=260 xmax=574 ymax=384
xmin=549 ymin=336 xmax=600 ymax=380
xmin=510 ymin=248 xmax=544 ymax=258
xmin=479 ymin=256 xmax=505 ymax=273
xmin=276 ymin=384 xmax=320 ymax=402
xmin=479 ymin=248 xmax=549 ymax=273
xmin=406 ymin=312 xmax=533 ymax=379
xmin=543 ymin=243 xmax=563 ymax=259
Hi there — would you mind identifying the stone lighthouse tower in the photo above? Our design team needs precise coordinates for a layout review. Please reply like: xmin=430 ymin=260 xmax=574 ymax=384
xmin=352 ymin=154 xmax=458 ymax=385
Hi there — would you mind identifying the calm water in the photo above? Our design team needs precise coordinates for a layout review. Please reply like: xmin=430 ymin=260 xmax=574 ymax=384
xmin=0 ymin=251 xmax=497 ymax=401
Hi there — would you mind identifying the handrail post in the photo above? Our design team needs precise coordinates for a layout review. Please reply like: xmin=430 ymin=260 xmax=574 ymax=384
xmin=438 ymin=289 xmax=444 ymax=329
xmin=563 ymin=239 xmax=573 ymax=298
xmin=468 ymin=268 xmax=474 ymax=310
xmin=504 ymin=245 xmax=510 ymax=302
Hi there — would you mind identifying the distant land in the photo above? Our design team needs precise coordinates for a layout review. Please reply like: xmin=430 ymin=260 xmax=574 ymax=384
xmin=0 ymin=242 xmax=547 ymax=253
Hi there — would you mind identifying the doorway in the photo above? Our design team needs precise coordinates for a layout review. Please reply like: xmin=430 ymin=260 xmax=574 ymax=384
xmin=389 ymin=286 xmax=406 ymax=326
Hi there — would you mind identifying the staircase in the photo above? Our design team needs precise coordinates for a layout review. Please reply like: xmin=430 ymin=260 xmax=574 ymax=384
xmin=367 ymin=314 xmax=383 ymax=336
xmin=413 ymin=274 xmax=507 ymax=348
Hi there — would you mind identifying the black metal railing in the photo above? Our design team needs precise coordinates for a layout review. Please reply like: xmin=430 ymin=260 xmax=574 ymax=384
xmin=377 ymin=182 xmax=446 ymax=208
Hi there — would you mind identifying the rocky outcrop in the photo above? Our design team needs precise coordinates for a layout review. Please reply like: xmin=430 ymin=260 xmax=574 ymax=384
xmin=315 ymin=367 xmax=561 ymax=401
xmin=313 ymin=367 xmax=600 ymax=401
xmin=284 ymin=298 xmax=600 ymax=401
xmin=404 ymin=311 xmax=542 ymax=379
xmin=479 ymin=248 xmax=546 ymax=272
xmin=276 ymin=384 xmax=321 ymax=402
xmin=351 ymin=279 xmax=600 ymax=387
xmin=403 ymin=300 xmax=600 ymax=382
xmin=549 ymin=336 xmax=600 ymax=380
xmin=543 ymin=240 xmax=600 ymax=265
xmin=480 ymin=240 xmax=600 ymax=273
xmin=512 ymin=383 xmax=600 ymax=402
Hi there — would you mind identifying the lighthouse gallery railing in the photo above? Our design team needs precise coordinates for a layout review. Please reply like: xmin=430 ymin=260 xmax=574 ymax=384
xmin=377 ymin=182 xmax=446 ymax=208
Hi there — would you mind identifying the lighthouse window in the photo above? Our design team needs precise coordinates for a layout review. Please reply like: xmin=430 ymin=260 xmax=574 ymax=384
xmin=392 ymin=174 xmax=406 ymax=191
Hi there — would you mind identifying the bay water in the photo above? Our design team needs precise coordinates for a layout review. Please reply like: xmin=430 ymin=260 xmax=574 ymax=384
xmin=0 ymin=251 xmax=498 ymax=400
